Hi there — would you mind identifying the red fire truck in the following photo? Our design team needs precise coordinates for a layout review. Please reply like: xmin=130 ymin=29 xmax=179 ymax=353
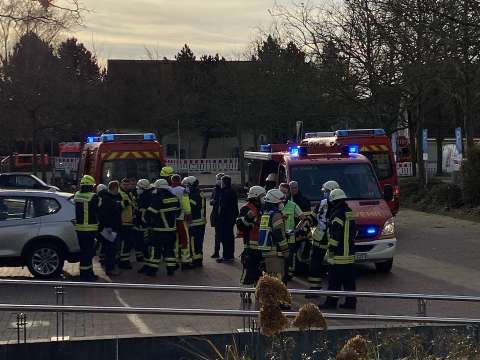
xmin=301 ymin=129 xmax=399 ymax=215
xmin=78 ymin=133 xmax=165 ymax=185
xmin=244 ymin=142 xmax=396 ymax=273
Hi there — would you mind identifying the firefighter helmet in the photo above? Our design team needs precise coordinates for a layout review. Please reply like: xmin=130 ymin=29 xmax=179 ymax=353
xmin=160 ymin=166 xmax=174 ymax=177
xmin=153 ymin=179 xmax=170 ymax=189
xmin=329 ymin=188 xmax=347 ymax=202
xmin=322 ymin=180 xmax=340 ymax=192
xmin=96 ymin=184 xmax=107 ymax=193
xmin=264 ymin=189 xmax=285 ymax=204
xmin=266 ymin=173 xmax=277 ymax=182
xmin=80 ymin=175 xmax=95 ymax=186
xmin=137 ymin=179 xmax=151 ymax=190
xmin=247 ymin=186 xmax=266 ymax=199
xmin=182 ymin=176 xmax=198 ymax=187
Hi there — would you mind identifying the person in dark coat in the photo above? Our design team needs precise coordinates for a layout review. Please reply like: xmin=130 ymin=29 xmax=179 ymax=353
xmin=216 ymin=175 xmax=239 ymax=263
xmin=98 ymin=181 xmax=122 ymax=276
xmin=210 ymin=173 xmax=224 ymax=258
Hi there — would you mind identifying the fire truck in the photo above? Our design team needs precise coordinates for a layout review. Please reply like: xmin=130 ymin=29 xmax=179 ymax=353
xmin=78 ymin=133 xmax=165 ymax=185
xmin=301 ymin=129 xmax=399 ymax=215
xmin=244 ymin=140 xmax=396 ymax=273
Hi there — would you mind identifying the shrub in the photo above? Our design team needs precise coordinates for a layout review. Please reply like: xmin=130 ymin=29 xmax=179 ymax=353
xmin=462 ymin=145 xmax=480 ymax=206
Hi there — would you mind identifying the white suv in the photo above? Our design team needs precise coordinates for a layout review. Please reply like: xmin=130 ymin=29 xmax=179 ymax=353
xmin=0 ymin=190 xmax=80 ymax=278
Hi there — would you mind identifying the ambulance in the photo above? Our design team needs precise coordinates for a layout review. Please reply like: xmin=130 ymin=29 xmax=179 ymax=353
xmin=302 ymin=129 xmax=399 ymax=214
xmin=78 ymin=133 xmax=165 ymax=185
xmin=244 ymin=141 xmax=396 ymax=273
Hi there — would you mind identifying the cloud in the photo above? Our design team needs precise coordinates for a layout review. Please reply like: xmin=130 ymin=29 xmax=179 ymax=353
xmin=74 ymin=0 xmax=274 ymax=61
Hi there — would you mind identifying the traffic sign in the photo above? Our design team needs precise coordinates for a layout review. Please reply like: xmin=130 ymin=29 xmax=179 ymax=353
xmin=422 ymin=129 xmax=428 ymax=160
xmin=455 ymin=127 xmax=462 ymax=155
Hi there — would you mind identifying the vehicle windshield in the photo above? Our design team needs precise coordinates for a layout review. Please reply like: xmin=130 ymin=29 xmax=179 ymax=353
xmin=361 ymin=152 xmax=393 ymax=180
xmin=290 ymin=163 xmax=382 ymax=201
xmin=102 ymin=159 xmax=161 ymax=184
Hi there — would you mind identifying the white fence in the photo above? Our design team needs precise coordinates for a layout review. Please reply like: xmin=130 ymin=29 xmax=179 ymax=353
xmin=397 ymin=162 xmax=441 ymax=177
xmin=54 ymin=157 xmax=80 ymax=172
xmin=166 ymin=158 xmax=239 ymax=173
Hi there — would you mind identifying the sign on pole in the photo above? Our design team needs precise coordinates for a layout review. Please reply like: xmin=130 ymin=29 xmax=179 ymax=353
xmin=455 ymin=127 xmax=462 ymax=155
xmin=422 ymin=129 xmax=428 ymax=161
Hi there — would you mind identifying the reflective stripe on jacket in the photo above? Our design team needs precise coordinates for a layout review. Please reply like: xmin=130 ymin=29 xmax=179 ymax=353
xmin=74 ymin=191 xmax=99 ymax=231
xmin=236 ymin=202 xmax=260 ymax=249
xmin=327 ymin=205 xmax=356 ymax=265
xmin=189 ymin=190 xmax=206 ymax=226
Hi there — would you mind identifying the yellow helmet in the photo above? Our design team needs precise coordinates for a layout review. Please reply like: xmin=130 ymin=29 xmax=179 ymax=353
xmin=80 ymin=175 xmax=95 ymax=186
xmin=160 ymin=166 xmax=174 ymax=177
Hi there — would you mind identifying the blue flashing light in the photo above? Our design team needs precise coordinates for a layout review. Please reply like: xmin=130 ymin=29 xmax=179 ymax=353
xmin=366 ymin=227 xmax=377 ymax=235
xmin=101 ymin=134 xmax=115 ymax=142
xmin=348 ymin=144 xmax=360 ymax=154
xmin=86 ymin=136 xmax=97 ymax=144
xmin=143 ymin=133 xmax=156 ymax=141
xmin=289 ymin=146 xmax=300 ymax=156
xmin=260 ymin=144 xmax=272 ymax=152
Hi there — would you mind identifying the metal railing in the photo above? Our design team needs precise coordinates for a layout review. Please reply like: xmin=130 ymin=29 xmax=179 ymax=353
xmin=2 ymin=279 xmax=480 ymax=344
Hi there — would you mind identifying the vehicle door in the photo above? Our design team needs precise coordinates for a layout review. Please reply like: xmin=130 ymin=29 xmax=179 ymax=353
xmin=0 ymin=196 xmax=41 ymax=257
xmin=15 ymin=175 xmax=39 ymax=189
xmin=0 ymin=175 xmax=16 ymax=189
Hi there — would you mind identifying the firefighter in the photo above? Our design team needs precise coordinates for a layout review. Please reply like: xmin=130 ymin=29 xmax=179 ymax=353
xmin=237 ymin=185 xmax=265 ymax=301
xmin=278 ymin=183 xmax=305 ymax=282
xmin=133 ymin=179 xmax=153 ymax=267
xmin=307 ymin=180 xmax=340 ymax=296
xmin=160 ymin=166 xmax=175 ymax=184
xmin=264 ymin=173 xmax=277 ymax=191
xmin=170 ymin=174 xmax=193 ymax=269
xmin=182 ymin=176 xmax=207 ymax=267
xmin=143 ymin=179 xmax=181 ymax=276
xmin=118 ymin=178 xmax=135 ymax=269
xmin=320 ymin=188 xmax=357 ymax=310
xmin=95 ymin=184 xmax=108 ymax=266
xmin=74 ymin=175 xmax=100 ymax=281
xmin=258 ymin=189 xmax=289 ymax=282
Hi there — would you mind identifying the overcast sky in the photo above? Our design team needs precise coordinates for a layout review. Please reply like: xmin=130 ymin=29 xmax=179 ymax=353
xmin=74 ymin=0 xmax=275 ymax=62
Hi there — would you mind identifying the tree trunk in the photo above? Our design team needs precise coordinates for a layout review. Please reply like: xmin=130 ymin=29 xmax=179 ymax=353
xmin=415 ymin=104 xmax=426 ymax=185
xmin=237 ymin=126 xmax=245 ymax=186
xmin=31 ymin=112 xmax=38 ymax=175
xmin=40 ymin=141 xmax=47 ymax=182
xmin=407 ymin=110 xmax=417 ymax=177
xmin=436 ymin=136 xmax=443 ymax=176
xmin=201 ymin=134 xmax=210 ymax=158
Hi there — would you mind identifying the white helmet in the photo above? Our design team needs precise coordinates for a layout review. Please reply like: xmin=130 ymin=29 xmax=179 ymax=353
xmin=96 ymin=184 xmax=107 ymax=193
xmin=322 ymin=180 xmax=340 ymax=192
xmin=329 ymin=188 xmax=347 ymax=202
xmin=264 ymin=189 xmax=285 ymax=204
xmin=137 ymin=179 xmax=151 ymax=190
xmin=182 ymin=176 xmax=198 ymax=187
xmin=266 ymin=173 xmax=277 ymax=182
xmin=153 ymin=179 xmax=170 ymax=189
xmin=247 ymin=185 xmax=266 ymax=200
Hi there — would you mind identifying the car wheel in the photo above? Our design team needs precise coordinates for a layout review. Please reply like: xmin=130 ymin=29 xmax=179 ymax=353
xmin=26 ymin=242 xmax=65 ymax=279
xmin=375 ymin=259 xmax=393 ymax=273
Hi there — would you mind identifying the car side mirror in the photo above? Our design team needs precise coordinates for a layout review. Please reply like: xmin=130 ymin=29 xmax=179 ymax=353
xmin=384 ymin=184 xmax=394 ymax=202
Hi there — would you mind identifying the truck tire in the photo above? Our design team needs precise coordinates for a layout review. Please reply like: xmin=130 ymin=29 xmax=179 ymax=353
xmin=375 ymin=259 xmax=393 ymax=273
xmin=26 ymin=241 xmax=65 ymax=279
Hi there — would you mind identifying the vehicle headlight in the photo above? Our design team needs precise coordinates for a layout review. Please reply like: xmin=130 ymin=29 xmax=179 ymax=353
xmin=381 ymin=217 xmax=395 ymax=238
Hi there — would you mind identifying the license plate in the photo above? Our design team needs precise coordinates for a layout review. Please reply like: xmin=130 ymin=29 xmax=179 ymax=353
xmin=355 ymin=253 xmax=367 ymax=261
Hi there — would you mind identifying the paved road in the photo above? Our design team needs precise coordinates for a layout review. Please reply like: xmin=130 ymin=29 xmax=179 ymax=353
xmin=1 ymin=208 xmax=480 ymax=342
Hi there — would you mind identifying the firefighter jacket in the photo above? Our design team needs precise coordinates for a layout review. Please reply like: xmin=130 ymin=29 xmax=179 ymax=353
xmin=282 ymin=200 xmax=303 ymax=244
xmin=134 ymin=189 xmax=153 ymax=231
xmin=170 ymin=186 xmax=191 ymax=221
xmin=236 ymin=201 xmax=261 ymax=249
xmin=258 ymin=204 xmax=288 ymax=255
xmin=189 ymin=189 xmax=206 ymax=227
xmin=145 ymin=189 xmax=181 ymax=232
xmin=119 ymin=189 xmax=134 ymax=226
xmin=311 ymin=199 xmax=329 ymax=249
xmin=98 ymin=190 xmax=122 ymax=232
xmin=327 ymin=201 xmax=356 ymax=265
xmin=74 ymin=191 xmax=99 ymax=232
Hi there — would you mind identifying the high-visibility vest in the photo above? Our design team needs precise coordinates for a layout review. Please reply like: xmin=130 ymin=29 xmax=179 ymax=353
xmin=258 ymin=209 xmax=286 ymax=252
xmin=119 ymin=189 xmax=134 ymax=226
xmin=236 ymin=202 xmax=260 ymax=249
xmin=74 ymin=191 xmax=99 ymax=232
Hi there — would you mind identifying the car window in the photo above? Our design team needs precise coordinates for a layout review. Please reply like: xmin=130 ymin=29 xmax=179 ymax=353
xmin=16 ymin=175 xmax=37 ymax=188
xmin=0 ymin=175 xmax=16 ymax=188
xmin=32 ymin=198 xmax=61 ymax=217
xmin=0 ymin=197 xmax=27 ymax=220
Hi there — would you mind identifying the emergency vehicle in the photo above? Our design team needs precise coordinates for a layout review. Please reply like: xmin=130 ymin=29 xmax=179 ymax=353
xmin=78 ymin=133 xmax=165 ymax=185
xmin=302 ymin=129 xmax=399 ymax=214
xmin=244 ymin=142 xmax=396 ymax=273
xmin=0 ymin=154 xmax=49 ymax=172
